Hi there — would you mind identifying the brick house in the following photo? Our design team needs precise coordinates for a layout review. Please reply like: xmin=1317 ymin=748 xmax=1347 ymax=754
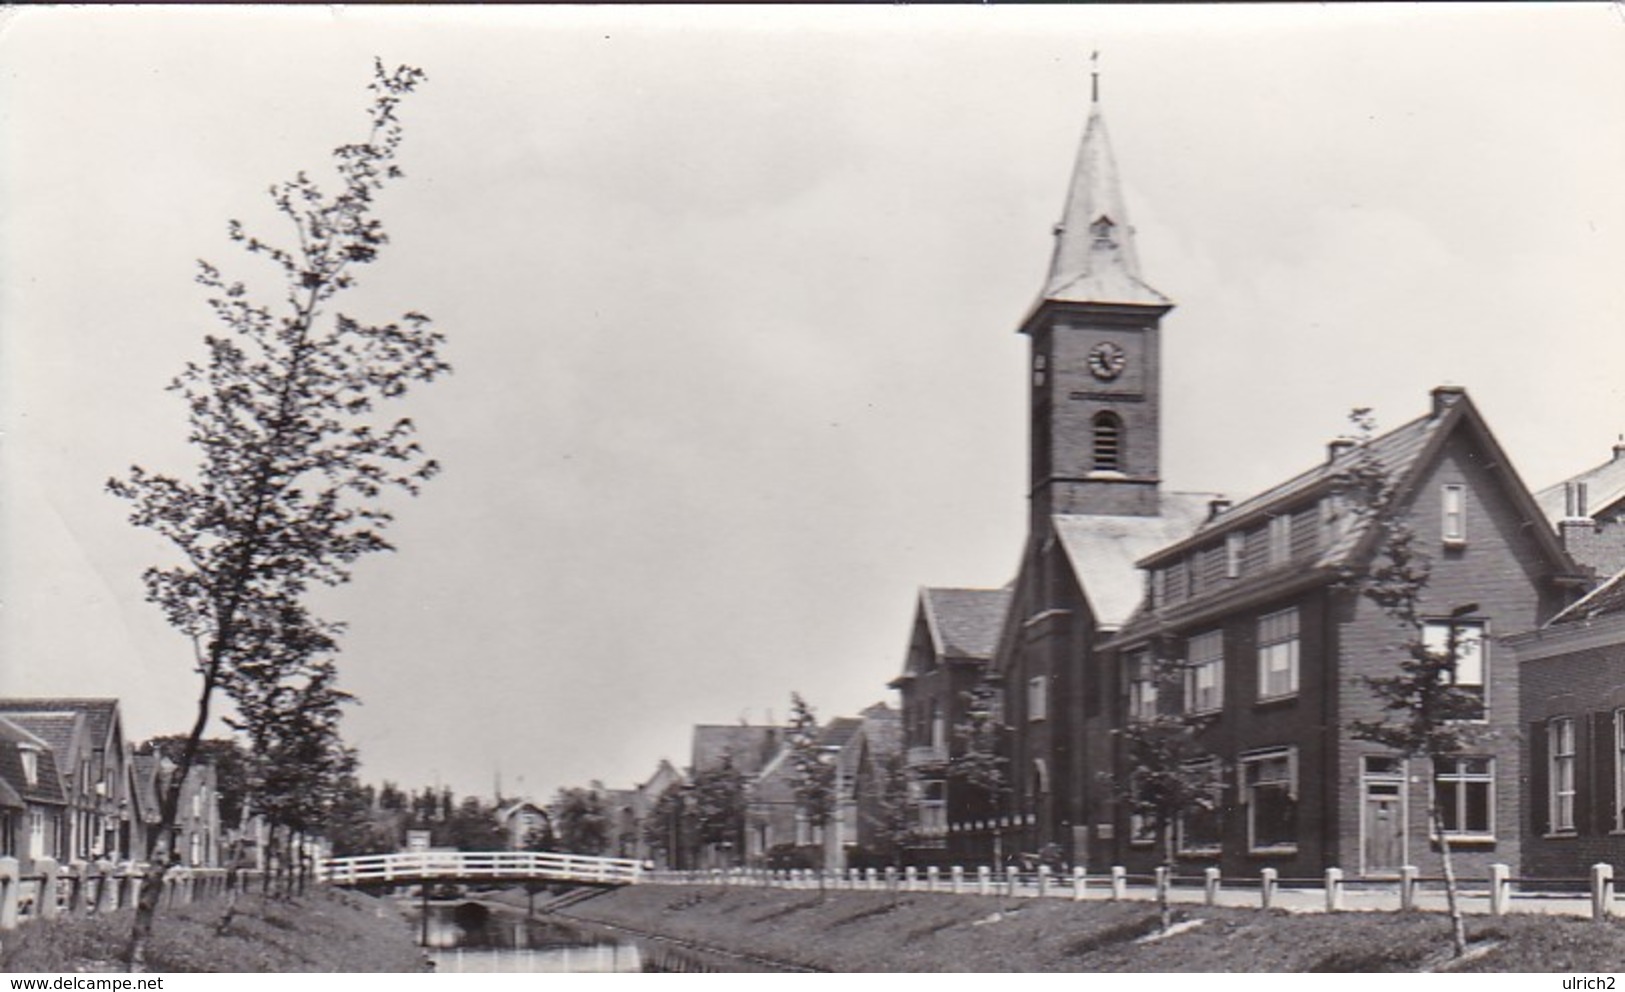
xmin=1104 ymin=387 xmax=1582 ymax=880
xmin=1509 ymin=569 xmax=1625 ymax=878
xmin=888 ymin=586 xmax=1010 ymax=860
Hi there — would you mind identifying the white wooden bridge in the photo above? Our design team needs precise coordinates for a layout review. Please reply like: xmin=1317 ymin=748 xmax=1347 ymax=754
xmin=320 ymin=850 xmax=644 ymax=888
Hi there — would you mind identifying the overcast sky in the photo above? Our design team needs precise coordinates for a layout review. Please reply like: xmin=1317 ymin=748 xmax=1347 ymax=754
xmin=3 ymin=5 xmax=1622 ymax=805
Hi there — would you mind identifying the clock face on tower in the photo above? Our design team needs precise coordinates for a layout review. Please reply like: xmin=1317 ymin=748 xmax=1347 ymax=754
xmin=1087 ymin=340 xmax=1128 ymax=381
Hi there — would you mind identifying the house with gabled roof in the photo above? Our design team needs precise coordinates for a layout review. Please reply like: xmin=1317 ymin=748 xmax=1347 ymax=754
xmin=889 ymin=586 xmax=1011 ymax=858
xmin=0 ymin=717 xmax=68 ymax=868
xmin=0 ymin=698 xmax=129 ymax=863
xmin=1100 ymin=387 xmax=1585 ymax=879
xmin=1509 ymin=566 xmax=1625 ymax=878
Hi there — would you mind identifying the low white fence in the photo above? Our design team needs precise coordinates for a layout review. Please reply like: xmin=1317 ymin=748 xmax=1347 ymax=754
xmin=319 ymin=850 xmax=644 ymax=887
xmin=0 ymin=856 xmax=254 ymax=931
xmin=641 ymin=861 xmax=1621 ymax=921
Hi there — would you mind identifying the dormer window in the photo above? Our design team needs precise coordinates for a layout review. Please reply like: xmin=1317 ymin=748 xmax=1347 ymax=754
xmin=1092 ymin=412 xmax=1123 ymax=472
xmin=1090 ymin=215 xmax=1118 ymax=249
xmin=19 ymin=746 xmax=39 ymax=786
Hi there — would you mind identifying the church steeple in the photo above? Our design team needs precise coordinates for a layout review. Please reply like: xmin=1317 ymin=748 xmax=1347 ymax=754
xmin=1022 ymin=72 xmax=1172 ymax=526
xmin=1040 ymin=79 xmax=1169 ymax=309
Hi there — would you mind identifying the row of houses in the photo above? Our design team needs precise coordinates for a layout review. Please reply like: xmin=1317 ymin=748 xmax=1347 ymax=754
xmin=575 ymin=86 xmax=1625 ymax=883
xmin=0 ymin=698 xmax=224 ymax=873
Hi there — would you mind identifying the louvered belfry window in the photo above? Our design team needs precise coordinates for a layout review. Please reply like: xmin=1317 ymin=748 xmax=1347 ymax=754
xmin=1093 ymin=411 xmax=1123 ymax=471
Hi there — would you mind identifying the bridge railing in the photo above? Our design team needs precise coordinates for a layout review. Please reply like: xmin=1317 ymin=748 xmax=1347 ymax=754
xmin=319 ymin=850 xmax=643 ymax=886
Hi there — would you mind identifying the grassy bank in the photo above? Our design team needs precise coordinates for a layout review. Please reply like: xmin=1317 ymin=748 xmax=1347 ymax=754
xmin=0 ymin=888 xmax=427 ymax=973
xmin=551 ymin=883 xmax=1625 ymax=972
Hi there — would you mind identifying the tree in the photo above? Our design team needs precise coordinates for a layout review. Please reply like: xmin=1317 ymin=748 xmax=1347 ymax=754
xmin=106 ymin=61 xmax=445 ymax=968
xmin=550 ymin=787 xmax=610 ymax=856
xmin=445 ymin=796 xmax=506 ymax=852
xmin=864 ymin=750 xmax=915 ymax=868
xmin=785 ymin=692 xmax=836 ymax=868
xmin=1109 ymin=640 xmax=1223 ymax=934
xmin=688 ymin=754 xmax=748 ymax=866
xmin=949 ymin=671 xmax=1009 ymax=864
xmin=1337 ymin=408 xmax=1484 ymax=959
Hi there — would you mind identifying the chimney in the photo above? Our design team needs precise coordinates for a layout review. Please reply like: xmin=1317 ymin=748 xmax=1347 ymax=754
xmin=1327 ymin=437 xmax=1357 ymax=464
xmin=1613 ymin=434 xmax=1625 ymax=462
xmin=1207 ymin=497 xmax=1232 ymax=521
xmin=1431 ymin=384 xmax=1466 ymax=418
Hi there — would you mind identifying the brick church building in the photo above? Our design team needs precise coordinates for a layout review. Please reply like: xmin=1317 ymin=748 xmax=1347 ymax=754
xmin=893 ymin=82 xmax=1588 ymax=878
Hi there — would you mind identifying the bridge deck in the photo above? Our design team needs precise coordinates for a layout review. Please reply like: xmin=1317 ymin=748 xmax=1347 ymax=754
xmin=321 ymin=851 xmax=643 ymax=887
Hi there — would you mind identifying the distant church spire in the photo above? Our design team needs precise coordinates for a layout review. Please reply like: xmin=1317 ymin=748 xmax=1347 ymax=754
xmin=1039 ymin=57 xmax=1170 ymax=309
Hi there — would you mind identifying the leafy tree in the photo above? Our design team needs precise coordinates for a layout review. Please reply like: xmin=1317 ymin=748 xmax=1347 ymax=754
xmin=445 ymin=796 xmax=507 ymax=852
xmin=1337 ymin=408 xmax=1484 ymax=959
xmin=785 ymin=692 xmax=836 ymax=836
xmin=688 ymin=753 xmax=748 ymax=865
xmin=949 ymin=672 xmax=1009 ymax=863
xmin=1108 ymin=641 xmax=1223 ymax=934
xmin=107 ymin=60 xmax=445 ymax=968
xmin=550 ymin=787 xmax=610 ymax=856
xmin=640 ymin=783 xmax=690 ymax=869
xmin=864 ymin=750 xmax=915 ymax=868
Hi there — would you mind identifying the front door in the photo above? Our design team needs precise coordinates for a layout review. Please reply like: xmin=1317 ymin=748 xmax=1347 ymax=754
xmin=1362 ymin=783 xmax=1404 ymax=875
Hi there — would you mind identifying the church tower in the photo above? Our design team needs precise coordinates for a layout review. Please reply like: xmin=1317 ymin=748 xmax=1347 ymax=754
xmin=1020 ymin=77 xmax=1171 ymax=531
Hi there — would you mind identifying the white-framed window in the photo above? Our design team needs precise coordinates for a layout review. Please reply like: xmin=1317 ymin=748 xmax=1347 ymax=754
xmin=1550 ymin=717 xmax=1576 ymax=833
xmin=1615 ymin=709 xmax=1625 ymax=833
xmin=1442 ymin=484 xmax=1466 ymax=544
xmin=1241 ymin=748 xmax=1298 ymax=853
xmin=1225 ymin=531 xmax=1244 ymax=579
xmin=1256 ymin=607 xmax=1300 ymax=700
xmin=1434 ymin=757 xmax=1495 ymax=838
xmin=19 ymin=746 xmax=39 ymax=786
xmin=1422 ymin=619 xmax=1487 ymax=720
xmin=1176 ymin=758 xmax=1224 ymax=855
xmin=1127 ymin=771 xmax=1156 ymax=847
xmin=1267 ymin=515 xmax=1292 ymax=567
xmin=1127 ymin=652 xmax=1157 ymax=722
xmin=1028 ymin=675 xmax=1048 ymax=722
xmin=1185 ymin=630 xmax=1224 ymax=714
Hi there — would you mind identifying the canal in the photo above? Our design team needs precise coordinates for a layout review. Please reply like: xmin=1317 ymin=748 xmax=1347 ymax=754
xmin=408 ymin=892 xmax=808 ymax=973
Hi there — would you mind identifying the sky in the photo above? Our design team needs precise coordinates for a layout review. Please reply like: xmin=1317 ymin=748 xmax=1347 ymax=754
xmin=2 ymin=5 xmax=1622 ymax=805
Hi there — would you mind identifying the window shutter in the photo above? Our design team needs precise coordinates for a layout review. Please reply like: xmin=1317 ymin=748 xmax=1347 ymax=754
xmin=1595 ymin=710 xmax=1616 ymax=836
xmin=1530 ymin=721 xmax=1550 ymax=838
xmin=1575 ymin=714 xmax=1594 ymax=836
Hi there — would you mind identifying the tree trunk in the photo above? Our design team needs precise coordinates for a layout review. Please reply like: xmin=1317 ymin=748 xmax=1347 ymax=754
xmin=1158 ymin=824 xmax=1174 ymax=934
xmin=1430 ymin=802 xmax=1468 ymax=958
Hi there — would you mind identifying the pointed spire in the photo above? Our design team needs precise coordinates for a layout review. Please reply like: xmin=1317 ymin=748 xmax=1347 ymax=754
xmin=1039 ymin=60 xmax=1170 ymax=309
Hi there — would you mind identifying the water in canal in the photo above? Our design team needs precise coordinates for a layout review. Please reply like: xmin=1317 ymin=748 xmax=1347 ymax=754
xmin=411 ymin=895 xmax=796 ymax=973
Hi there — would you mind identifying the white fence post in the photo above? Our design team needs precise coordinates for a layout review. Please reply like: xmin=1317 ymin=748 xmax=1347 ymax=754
xmin=1324 ymin=867 xmax=1344 ymax=912
xmin=1400 ymin=865 xmax=1418 ymax=912
xmin=1154 ymin=866 xmax=1170 ymax=906
xmin=1489 ymin=863 xmax=1510 ymax=916
xmin=1005 ymin=866 xmax=1018 ymax=899
xmin=0 ymin=857 xmax=18 ymax=931
xmin=1072 ymin=866 xmax=1087 ymax=901
xmin=1592 ymin=863 xmax=1615 ymax=921
xmin=1037 ymin=865 xmax=1051 ymax=898
xmin=1110 ymin=865 xmax=1127 ymax=901
xmin=977 ymin=865 xmax=991 ymax=896
xmin=37 ymin=858 xmax=59 ymax=920
xmin=1203 ymin=866 xmax=1221 ymax=907
xmin=926 ymin=866 xmax=939 ymax=892
xmin=903 ymin=866 xmax=917 ymax=892
xmin=1260 ymin=867 xmax=1277 ymax=910
xmin=951 ymin=866 xmax=964 ymax=895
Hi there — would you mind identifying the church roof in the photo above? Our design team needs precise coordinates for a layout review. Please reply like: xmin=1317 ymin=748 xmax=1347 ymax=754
xmin=921 ymin=587 xmax=1013 ymax=660
xmin=1030 ymin=98 xmax=1171 ymax=314
xmin=1052 ymin=491 xmax=1219 ymax=630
